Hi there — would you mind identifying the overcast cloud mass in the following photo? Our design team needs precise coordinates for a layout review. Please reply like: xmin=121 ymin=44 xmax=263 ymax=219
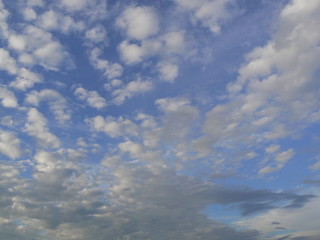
xmin=0 ymin=0 xmax=320 ymax=239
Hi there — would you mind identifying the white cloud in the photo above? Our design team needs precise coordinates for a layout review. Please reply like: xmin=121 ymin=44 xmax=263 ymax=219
xmin=89 ymin=48 xmax=123 ymax=79
xmin=0 ymin=48 xmax=18 ymax=74
xmin=36 ymin=10 xmax=84 ymax=33
xmin=0 ymin=129 xmax=22 ymax=159
xmin=161 ymin=31 xmax=186 ymax=55
xmin=118 ymin=40 xmax=145 ymax=64
xmin=104 ymin=79 xmax=122 ymax=91
xmin=0 ymin=86 xmax=18 ymax=108
xmin=85 ymin=25 xmax=107 ymax=43
xmin=174 ymin=0 xmax=235 ymax=33
xmin=194 ymin=0 xmax=320 ymax=163
xmin=25 ymin=89 xmax=71 ymax=124
xmin=259 ymin=148 xmax=295 ymax=174
xmin=0 ymin=2 xmax=9 ymax=39
xmin=157 ymin=61 xmax=179 ymax=82
xmin=16 ymin=25 xmax=74 ymax=70
xmin=33 ymin=41 xmax=70 ymax=70
xmin=118 ymin=31 xmax=185 ymax=65
xmin=8 ymin=34 xmax=26 ymax=51
xmin=22 ymin=7 xmax=37 ymax=21
xmin=0 ymin=164 xmax=20 ymax=178
xmin=265 ymin=144 xmax=280 ymax=154
xmin=88 ymin=115 xmax=138 ymax=138
xmin=112 ymin=79 xmax=153 ymax=105
xmin=116 ymin=6 xmax=159 ymax=40
xmin=24 ymin=108 xmax=61 ymax=148
xmin=74 ymin=86 xmax=107 ymax=110
xmin=10 ymin=68 xmax=42 ymax=91
xmin=0 ymin=116 xmax=14 ymax=127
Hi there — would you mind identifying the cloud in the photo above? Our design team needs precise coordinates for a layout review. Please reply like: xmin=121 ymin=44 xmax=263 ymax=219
xmin=74 ymin=86 xmax=107 ymax=110
xmin=22 ymin=7 xmax=37 ymax=21
xmin=10 ymin=68 xmax=42 ymax=91
xmin=116 ymin=6 xmax=159 ymax=40
xmin=34 ymin=42 xmax=71 ymax=70
xmin=0 ymin=129 xmax=22 ymax=159
xmin=85 ymin=25 xmax=107 ymax=44
xmin=118 ymin=40 xmax=145 ymax=64
xmin=111 ymin=79 xmax=153 ymax=105
xmin=0 ymin=0 xmax=320 ymax=239
xmin=174 ymin=0 xmax=236 ymax=33
xmin=14 ymin=25 xmax=74 ymax=70
xmin=89 ymin=48 xmax=123 ymax=79
xmin=191 ymin=0 xmax=320 ymax=166
xmin=0 ymin=1 xmax=9 ymax=39
xmin=25 ymin=89 xmax=71 ymax=124
xmin=236 ymin=195 xmax=320 ymax=239
xmin=0 ymin=48 xmax=18 ymax=75
xmin=118 ymin=31 xmax=186 ymax=65
xmin=259 ymin=148 xmax=295 ymax=175
xmin=157 ymin=61 xmax=179 ymax=82
xmin=309 ymin=155 xmax=320 ymax=171
xmin=8 ymin=34 xmax=26 ymax=51
xmin=88 ymin=115 xmax=138 ymax=138
xmin=36 ymin=10 xmax=84 ymax=33
xmin=24 ymin=108 xmax=61 ymax=148
xmin=0 ymin=86 xmax=18 ymax=108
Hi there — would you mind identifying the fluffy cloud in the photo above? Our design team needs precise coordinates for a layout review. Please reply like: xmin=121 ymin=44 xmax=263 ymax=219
xmin=12 ymin=25 xmax=74 ymax=70
xmin=157 ymin=61 xmax=179 ymax=82
xmin=36 ymin=10 xmax=84 ymax=33
xmin=8 ymin=34 xmax=26 ymax=51
xmin=25 ymin=89 xmax=71 ymax=124
xmin=118 ymin=40 xmax=146 ymax=64
xmin=89 ymin=48 xmax=123 ymax=79
xmin=0 ymin=0 xmax=319 ymax=239
xmin=74 ymin=86 xmax=107 ymax=110
xmin=0 ymin=86 xmax=18 ymax=108
xmin=116 ymin=6 xmax=159 ymax=40
xmin=192 ymin=0 xmax=320 ymax=166
xmin=88 ymin=115 xmax=138 ymax=138
xmin=118 ymin=31 xmax=186 ymax=65
xmin=0 ymin=48 xmax=17 ymax=75
xmin=111 ymin=79 xmax=153 ymax=105
xmin=10 ymin=68 xmax=42 ymax=91
xmin=85 ymin=25 xmax=107 ymax=43
xmin=24 ymin=108 xmax=61 ymax=148
xmin=0 ymin=129 xmax=22 ymax=159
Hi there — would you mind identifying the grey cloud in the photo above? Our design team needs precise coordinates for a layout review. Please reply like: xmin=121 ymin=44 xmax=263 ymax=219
xmin=0 ymin=153 xmax=315 ymax=240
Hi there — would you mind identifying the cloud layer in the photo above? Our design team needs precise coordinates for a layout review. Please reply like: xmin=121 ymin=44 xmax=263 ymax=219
xmin=0 ymin=0 xmax=320 ymax=239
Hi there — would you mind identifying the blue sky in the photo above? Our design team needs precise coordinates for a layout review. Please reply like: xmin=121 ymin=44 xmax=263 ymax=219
xmin=1 ymin=0 xmax=320 ymax=239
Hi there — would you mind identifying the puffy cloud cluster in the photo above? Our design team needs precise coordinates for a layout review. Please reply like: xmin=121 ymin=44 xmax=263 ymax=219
xmin=74 ymin=86 xmax=107 ymax=110
xmin=0 ymin=86 xmax=18 ymax=108
xmin=25 ymin=89 xmax=71 ymax=124
xmin=24 ymin=108 xmax=61 ymax=148
xmin=116 ymin=6 xmax=159 ymax=40
xmin=0 ymin=129 xmax=21 ymax=159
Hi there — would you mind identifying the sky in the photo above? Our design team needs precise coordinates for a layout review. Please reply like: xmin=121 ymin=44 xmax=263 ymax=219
xmin=0 ymin=0 xmax=320 ymax=239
